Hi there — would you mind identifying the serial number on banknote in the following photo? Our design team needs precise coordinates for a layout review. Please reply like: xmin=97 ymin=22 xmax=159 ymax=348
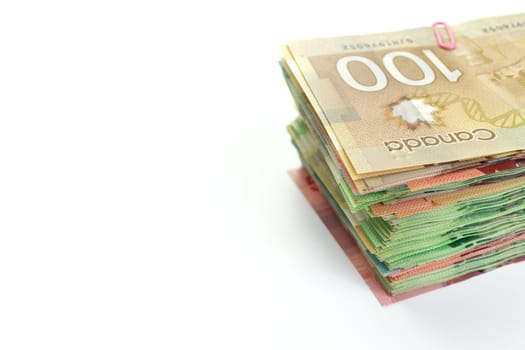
xmin=342 ymin=37 xmax=414 ymax=51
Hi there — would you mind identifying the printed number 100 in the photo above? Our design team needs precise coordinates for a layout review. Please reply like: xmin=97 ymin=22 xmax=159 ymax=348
xmin=336 ymin=49 xmax=462 ymax=92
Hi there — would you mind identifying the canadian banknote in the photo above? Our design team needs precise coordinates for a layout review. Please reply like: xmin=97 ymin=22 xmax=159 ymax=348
xmin=283 ymin=13 xmax=525 ymax=176
xmin=289 ymin=168 xmax=525 ymax=302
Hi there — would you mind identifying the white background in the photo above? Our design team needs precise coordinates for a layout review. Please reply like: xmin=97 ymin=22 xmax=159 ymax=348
xmin=1 ymin=1 xmax=524 ymax=349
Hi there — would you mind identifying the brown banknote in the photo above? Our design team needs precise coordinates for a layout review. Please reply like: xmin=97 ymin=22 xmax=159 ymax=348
xmin=352 ymin=153 xmax=525 ymax=193
xmin=284 ymin=13 xmax=525 ymax=176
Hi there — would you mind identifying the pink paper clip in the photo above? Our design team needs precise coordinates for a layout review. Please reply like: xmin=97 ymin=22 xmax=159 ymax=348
xmin=432 ymin=22 xmax=456 ymax=50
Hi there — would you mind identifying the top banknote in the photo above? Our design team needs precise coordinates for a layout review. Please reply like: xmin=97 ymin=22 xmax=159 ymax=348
xmin=283 ymin=13 xmax=525 ymax=175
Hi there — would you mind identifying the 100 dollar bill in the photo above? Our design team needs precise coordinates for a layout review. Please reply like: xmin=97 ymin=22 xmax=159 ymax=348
xmin=284 ymin=13 xmax=525 ymax=175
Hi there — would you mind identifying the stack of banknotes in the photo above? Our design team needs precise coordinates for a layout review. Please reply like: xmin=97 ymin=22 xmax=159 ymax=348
xmin=282 ymin=13 xmax=525 ymax=296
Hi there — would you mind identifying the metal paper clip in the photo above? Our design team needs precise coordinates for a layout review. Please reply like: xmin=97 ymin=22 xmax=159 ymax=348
xmin=432 ymin=22 xmax=456 ymax=50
